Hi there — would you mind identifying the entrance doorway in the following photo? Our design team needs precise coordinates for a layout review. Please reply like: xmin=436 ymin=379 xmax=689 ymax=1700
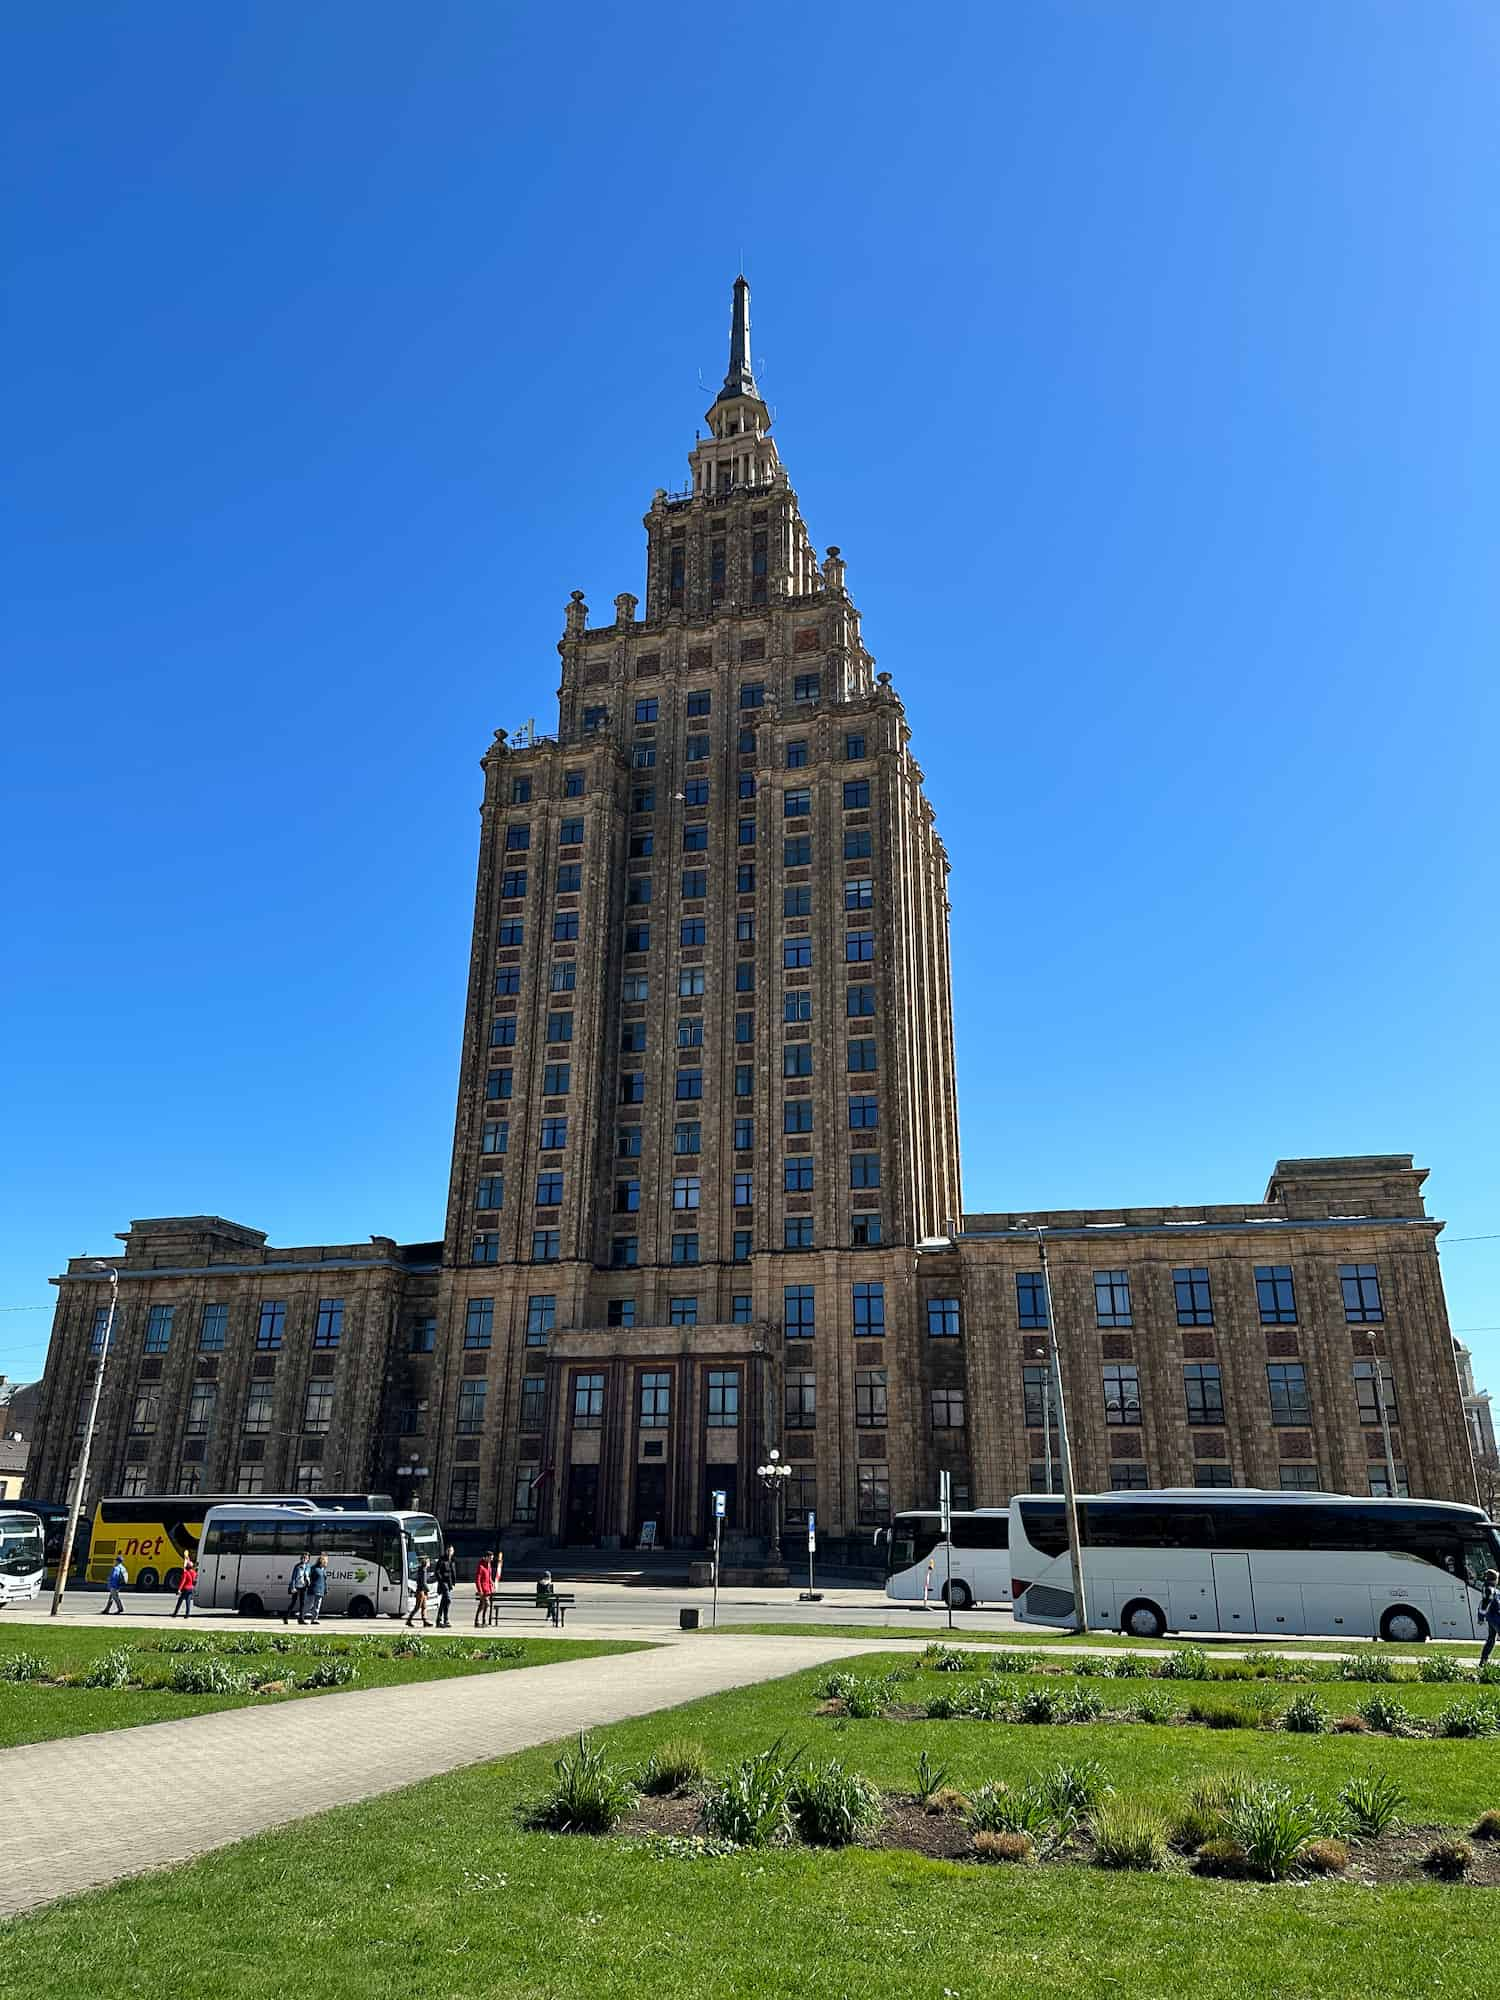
xmin=704 ymin=1466 xmax=739 ymax=1538
xmin=564 ymin=1464 xmax=600 ymax=1546
xmin=633 ymin=1463 xmax=668 ymax=1547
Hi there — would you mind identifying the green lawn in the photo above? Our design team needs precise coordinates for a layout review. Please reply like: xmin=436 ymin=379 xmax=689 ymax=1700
xmin=727 ymin=1620 xmax=1491 ymax=1657
xmin=5 ymin=1652 xmax=1499 ymax=1999
xmin=0 ymin=1625 xmax=647 ymax=1749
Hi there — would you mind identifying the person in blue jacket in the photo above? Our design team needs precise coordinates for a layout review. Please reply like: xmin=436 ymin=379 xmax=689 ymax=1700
xmin=101 ymin=1557 xmax=128 ymax=1614
xmin=304 ymin=1553 xmax=330 ymax=1626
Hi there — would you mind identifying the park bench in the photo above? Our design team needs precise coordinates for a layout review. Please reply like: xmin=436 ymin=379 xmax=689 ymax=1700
xmin=486 ymin=1588 xmax=575 ymax=1628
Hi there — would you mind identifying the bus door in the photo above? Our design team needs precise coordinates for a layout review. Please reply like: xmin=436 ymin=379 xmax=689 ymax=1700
xmin=377 ymin=1529 xmax=404 ymax=1615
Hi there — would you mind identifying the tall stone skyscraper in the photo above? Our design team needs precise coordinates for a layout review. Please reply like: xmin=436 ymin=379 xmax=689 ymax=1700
xmin=428 ymin=278 xmax=962 ymax=1545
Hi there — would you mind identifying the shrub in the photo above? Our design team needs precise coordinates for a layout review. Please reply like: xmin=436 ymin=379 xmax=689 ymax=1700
xmin=1014 ymin=1685 xmax=1064 ymax=1725
xmin=639 ymin=1738 xmax=710 ymax=1797
xmin=1168 ymin=1772 xmax=1247 ymax=1852
xmin=1035 ymin=1759 xmax=1112 ymax=1831
xmin=1128 ymin=1689 xmax=1176 ymax=1726
xmin=925 ymin=1690 xmax=968 ymax=1721
xmin=972 ymin=1830 xmax=1033 ymax=1863
xmin=1357 ymin=1691 xmax=1412 ymax=1734
xmin=926 ymin=1786 xmax=970 ymax=1817
xmin=1224 ymin=1782 xmax=1330 ymax=1882
xmin=150 ymin=1633 xmax=216 ymax=1655
xmin=1418 ymin=1652 xmax=1467 ymax=1684
xmin=1339 ymin=1772 xmax=1405 ymax=1839
xmin=0 ymin=1652 xmax=48 ymax=1683
xmin=1471 ymin=1810 xmax=1500 ymax=1841
xmin=701 ymin=1740 xmax=802 ymax=1849
xmin=1341 ymin=1652 xmax=1397 ymax=1683
xmin=1091 ymin=1799 xmax=1169 ymax=1871
xmin=1107 ymin=1653 xmax=1150 ymax=1679
xmin=987 ymin=1649 xmax=1043 ymax=1675
xmin=389 ymin=1634 xmax=425 ymax=1658
xmin=964 ymin=1677 xmax=1015 ymax=1722
xmin=298 ymin=1658 xmax=357 ymax=1691
xmin=1302 ymin=1838 xmax=1351 ymax=1875
xmin=1194 ymin=1837 xmax=1248 ymax=1877
xmin=825 ymin=1673 xmax=896 ymax=1720
xmin=919 ymin=1644 xmax=973 ymax=1673
xmin=1477 ymin=1662 xmax=1500 ymax=1687
xmin=1061 ymin=1687 xmax=1105 ymax=1723
xmin=81 ymin=1647 xmax=136 ymax=1690
xmin=1423 ymin=1840 xmax=1473 ymax=1881
xmin=913 ymin=1749 xmax=952 ymax=1808
xmin=162 ymin=1657 xmax=249 ymax=1696
xmin=789 ymin=1761 xmax=883 ymax=1847
xmin=1281 ymin=1692 xmax=1329 ymax=1735
xmin=1156 ymin=1647 xmax=1209 ymax=1681
xmin=531 ymin=1733 xmax=638 ymax=1835
xmin=1183 ymin=1698 xmax=1252 ymax=1730
xmin=1438 ymin=1698 xmax=1499 ymax=1739
xmin=968 ymin=1782 xmax=1054 ymax=1839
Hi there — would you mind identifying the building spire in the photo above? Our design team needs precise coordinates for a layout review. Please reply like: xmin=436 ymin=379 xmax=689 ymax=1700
xmin=717 ymin=274 xmax=759 ymax=403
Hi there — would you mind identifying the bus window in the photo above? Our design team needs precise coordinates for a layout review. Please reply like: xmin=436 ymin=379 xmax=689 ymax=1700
xmin=378 ymin=1532 xmax=402 ymax=1578
xmin=244 ymin=1524 xmax=280 ymax=1556
xmin=951 ymin=1516 xmax=1009 ymax=1551
xmin=274 ymin=1525 xmax=314 ymax=1555
xmin=201 ymin=1522 xmax=243 ymax=1558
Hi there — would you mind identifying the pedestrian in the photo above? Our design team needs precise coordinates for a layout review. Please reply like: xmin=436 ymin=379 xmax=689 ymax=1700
xmin=434 ymin=1545 xmax=457 ymax=1629
xmin=406 ymin=1553 xmax=431 ymax=1628
xmin=492 ymin=1547 xmax=504 ymax=1591
xmin=101 ymin=1556 xmax=128 ymax=1615
xmin=285 ymin=1549 xmax=312 ymax=1625
xmin=473 ymin=1551 xmax=493 ymax=1627
xmin=172 ymin=1555 xmax=198 ymax=1618
xmin=304 ymin=1552 xmax=330 ymax=1626
xmin=1480 ymin=1568 xmax=1500 ymax=1669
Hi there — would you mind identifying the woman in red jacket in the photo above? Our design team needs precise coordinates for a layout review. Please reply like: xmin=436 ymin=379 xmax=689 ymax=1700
xmin=172 ymin=1556 xmax=198 ymax=1619
xmin=473 ymin=1553 xmax=493 ymax=1627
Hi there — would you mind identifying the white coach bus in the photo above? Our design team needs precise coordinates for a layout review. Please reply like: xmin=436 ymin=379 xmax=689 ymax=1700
xmin=198 ymin=1503 xmax=443 ymax=1619
xmin=1009 ymin=1489 xmax=1500 ymax=1644
xmin=0 ymin=1511 xmax=46 ymax=1607
xmin=879 ymin=1508 xmax=1010 ymax=1609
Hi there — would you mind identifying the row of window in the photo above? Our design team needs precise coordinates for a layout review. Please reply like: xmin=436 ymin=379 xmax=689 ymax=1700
xmin=484 ymin=1039 xmax=882 ymax=1111
xmin=110 ymin=1463 xmax=331 ymax=1499
xmin=1029 ymin=1464 xmax=1411 ymax=1498
xmin=1019 ymin=1358 xmax=1398 ymax=1430
xmin=116 ymin=1376 xmax=337 ymax=1438
xmin=446 ymin=1459 xmax=891 ymax=1530
xmin=90 ymin=1298 xmax=345 ymax=1358
xmin=1012 ymin=1262 xmax=1389 ymax=1329
xmin=586 ymin=689 xmax=864 ymax=731
xmin=605 ymin=1213 xmax=887 ymax=1263
xmin=508 ymin=771 xmax=588 ymax=805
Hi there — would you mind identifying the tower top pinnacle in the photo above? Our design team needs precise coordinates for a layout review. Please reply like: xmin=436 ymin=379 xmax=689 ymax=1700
xmin=715 ymin=274 xmax=760 ymax=405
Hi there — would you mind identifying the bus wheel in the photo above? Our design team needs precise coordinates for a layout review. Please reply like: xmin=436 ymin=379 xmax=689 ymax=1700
xmin=237 ymin=1593 xmax=265 ymax=1618
xmin=348 ymin=1596 xmax=375 ymax=1619
xmin=1121 ymin=1599 xmax=1166 ymax=1640
xmin=1380 ymin=1606 xmax=1429 ymax=1645
xmin=942 ymin=1580 xmax=972 ymax=1611
xmin=163 ymin=1568 xmax=183 ymax=1594
xmin=136 ymin=1568 xmax=159 ymax=1592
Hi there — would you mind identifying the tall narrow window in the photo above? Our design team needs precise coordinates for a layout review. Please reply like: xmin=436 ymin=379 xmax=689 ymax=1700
xmin=313 ymin=1298 xmax=344 ymax=1348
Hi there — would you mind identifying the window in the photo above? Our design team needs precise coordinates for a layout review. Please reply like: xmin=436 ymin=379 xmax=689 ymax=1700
xmin=560 ymin=817 xmax=585 ymax=844
xmin=472 ymin=1231 xmax=500 ymax=1263
xmin=611 ymin=1236 xmax=638 ymax=1269
xmin=674 ymin=1121 xmax=701 ymax=1155
xmin=88 ymin=1306 xmax=112 ymax=1355
xmin=736 ymin=816 xmax=757 ymax=848
xmin=640 ymin=1372 xmax=671 ymax=1427
xmin=676 ymin=1069 xmax=703 ymax=1100
xmin=631 ymin=787 xmax=655 ymax=813
xmin=313 ymin=1298 xmax=343 ymax=1349
xmin=731 ymin=1293 xmax=753 ymax=1324
xmin=850 ymin=1153 xmax=880 ymax=1189
xmin=737 ymin=863 xmax=756 ymax=892
xmin=783 ymin=938 xmax=813 ymax=969
xmin=783 ymin=1044 xmax=813 ymax=1076
xmin=517 ymin=1375 xmax=546 ymax=1429
xmin=681 ymin=869 xmax=707 ymax=899
xmin=1266 ymin=1362 xmax=1311 ymax=1425
xmin=556 ymin=864 xmax=582 ymax=893
xmin=582 ymin=705 xmax=606 ymax=734
xmin=733 ymin=1171 xmax=753 ymax=1206
xmin=738 ymin=729 xmax=755 ymax=754
xmin=784 ymin=788 xmax=811 ymax=818
xmin=490 ymin=1019 xmax=517 ymax=1048
xmin=786 ymin=1368 xmax=816 ymax=1428
xmin=540 ymin=1115 xmax=568 ymax=1149
xmin=785 ymin=740 xmax=808 ymax=769
xmin=669 ymin=1297 xmax=698 ymax=1328
xmin=1185 ymin=1362 xmax=1225 ymax=1424
xmin=634 ymin=697 xmax=658 ymax=723
xmin=1094 ymin=1270 xmax=1132 ymax=1326
xmin=672 ymin=1174 xmax=701 ymax=1210
xmin=510 ymin=778 xmax=531 ymax=804
xmin=632 ymin=745 xmax=656 ymax=769
xmin=495 ymin=966 xmax=522 ymax=995
xmin=685 ymin=733 xmax=710 ymax=763
xmin=1110 ymin=1463 xmax=1150 ymax=1491
xmin=256 ymin=1301 xmax=285 ymax=1351
xmin=502 ymin=868 xmax=528 ymax=898
xmin=678 ymin=967 xmax=706 ymax=996
xmin=853 ymin=1282 xmax=885 ymax=1333
xmin=1368 ymin=1464 xmax=1410 ymax=1498
xmin=847 ymin=1038 xmax=878 ymax=1072
xmin=852 ymin=1214 xmax=883 ymax=1246
xmin=846 ymin=984 xmax=875 ymax=1016
xmin=735 ymin=1064 xmax=754 ymax=1096
xmin=735 ymin=961 xmax=756 ymax=992
xmin=857 ymin=1463 xmax=889 ymax=1525
xmin=544 ymin=1062 xmax=571 ymax=1094
xmin=677 ymin=1016 xmax=703 ymax=1047
xmin=241 ymin=1385 xmax=272 ymax=1435
xmin=623 ymin=972 xmax=648 ymax=1001
xmin=465 ymin=1299 xmax=494 ymax=1348
xmin=707 ymin=1371 xmax=739 ymax=1425
xmin=198 ymin=1303 xmax=227 ymax=1351
xmin=785 ymin=1284 xmax=816 ymax=1336
xmin=848 ymin=1095 xmax=878 ymax=1130
xmin=448 ymin=1473 xmax=479 ymax=1525
xmin=733 ymin=1230 xmax=752 ymax=1263
xmin=784 ymin=836 xmax=812 ymax=867
xmin=1174 ymin=1267 xmax=1214 ymax=1325
xmin=616 ymin=1129 xmax=642 ymax=1161
xmin=927 ymin=1297 xmax=961 ymax=1339
xmin=680 ymin=917 xmax=706 ymax=947
xmin=176 ymin=1464 xmax=204 ymax=1496
xmin=607 ymin=1298 xmax=636 ymax=1328
xmin=844 ymin=829 xmax=872 ymax=859
xmin=1340 ymin=1264 xmax=1384 ymax=1323
xmin=843 ymin=779 xmax=870 ymax=809
xmin=738 ymin=772 xmax=757 ymax=800
xmin=1256 ymin=1265 xmax=1298 ymax=1324
xmin=553 ymin=911 xmax=579 ymax=941
xmin=621 ymin=1022 xmax=647 ymax=1053
xmin=1103 ymin=1364 xmax=1141 ymax=1425
xmin=733 ymin=1117 xmax=754 ymax=1151
xmin=456 ymin=1379 xmax=487 ymax=1435
xmin=629 ymin=832 xmax=654 ymax=860
xmin=784 ymin=1217 xmax=814 ymax=1249
xmin=186 ymin=1381 xmax=217 ymax=1435
xmin=683 ymin=779 xmax=710 ymax=807
xmin=845 ymin=930 xmax=874 ymax=962
xmin=144 ymin=1304 xmax=174 ymax=1354
xmin=536 ymin=1171 xmax=564 ymax=1206
xmin=487 ymin=1069 xmax=513 ymax=1100
xmin=740 ymin=683 xmax=765 ymax=709
xmin=735 ymin=1011 xmax=754 ymax=1044
xmin=505 ymin=824 xmax=531 ymax=852
xmin=1194 ymin=1465 xmax=1235 ymax=1488
xmin=1279 ymin=1465 xmax=1321 ymax=1492
xmin=1353 ymin=1359 xmax=1399 ymax=1426
xmin=855 ymin=1369 xmax=888 ymax=1427
xmin=409 ymin=1316 xmax=436 ymax=1353
xmin=564 ymin=769 xmax=585 ymax=797
xmin=532 ymin=1229 xmax=561 ymax=1263
xmin=498 ymin=920 xmax=524 ymax=947
xmin=784 ymin=992 xmax=812 ymax=1023
xmin=931 ymin=1387 xmax=965 ymax=1429
xmin=302 ymin=1378 xmax=334 ymax=1434
xmin=844 ymin=879 xmax=874 ymax=911
xmin=784 ymin=1157 xmax=815 ymax=1193
xmin=235 ymin=1461 xmax=266 ymax=1496
xmin=793 ymin=672 xmax=820 ymax=702
xmin=572 ymin=1373 xmax=606 ymax=1429
xmin=784 ymin=1099 xmax=814 ymax=1134
xmin=1023 ymin=1363 xmax=1056 ymax=1430
xmin=671 ymin=1233 xmax=699 ymax=1265
xmin=624 ymin=923 xmax=650 ymax=952
xmin=783 ymin=886 xmax=812 ymax=917
xmin=482 ymin=1119 xmax=509 ymax=1154
xmin=686 ymin=689 xmax=711 ymax=717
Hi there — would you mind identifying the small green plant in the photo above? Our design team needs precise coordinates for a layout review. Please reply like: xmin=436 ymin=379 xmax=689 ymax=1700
xmin=1107 ymin=1653 xmax=1150 ymax=1679
xmin=972 ymin=1829 xmax=1033 ymax=1863
xmin=964 ymin=1676 xmax=1014 ymax=1721
xmin=1224 ymin=1781 xmax=1330 ymax=1882
xmin=821 ymin=1671 xmax=897 ymax=1719
xmin=918 ymin=1644 xmax=973 ymax=1673
xmin=1423 ymin=1839 xmax=1473 ymax=1880
xmin=0 ymin=1652 xmax=48 ymax=1683
xmin=1356 ymin=1691 xmax=1412 ymax=1734
xmin=1301 ymin=1838 xmax=1351 ymax=1875
xmin=987 ymin=1648 xmax=1043 ymax=1674
xmin=967 ymin=1782 xmax=1053 ymax=1838
xmin=913 ymin=1748 xmax=952 ymax=1808
xmin=925 ymin=1689 xmax=967 ymax=1721
xmin=530 ymin=1732 xmax=638 ymax=1834
xmin=162 ymin=1657 xmax=249 ymax=1695
xmin=1341 ymin=1651 xmax=1397 ymax=1683
xmin=1014 ymin=1685 xmax=1064 ymax=1725
xmin=1168 ymin=1772 xmax=1251 ymax=1852
xmin=1281 ymin=1691 xmax=1329 ymax=1735
xmin=298 ymin=1658 xmax=357 ymax=1690
xmin=1060 ymin=1687 xmax=1105 ymax=1723
xmin=701 ymin=1739 xmax=802 ymax=1849
xmin=1437 ymin=1697 xmax=1499 ymax=1739
xmin=1156 ymin=1647 xmax=1209 ymax=1681
xmin=1183 ymin=1697 xmax=1252 ymax=1730
xmin=80 ymin=1647 xmax=136 ymax=1690
xmin=639 ymin=1738 xmax=710 ymax=1797
xmin=789 ymin=1760 xmax=883 ymax=1847
xmin=1418 ymin=1652 xmax=1466 ymax=1684
xmin=1471 ymin=1810 xmax=1500 ymax=1841
xmin=389 ymin=1633 xmax=425 ymax=1658
xmin=1035 ymin=1758 xmax=1111 ymax=1830
xmin=1090 ymin=1798 xmax=1169 ymax=1871
xmin=1128 ymin=1689 xmax=1176 ymax=1725
xmin=1338 ymin=1772 xmax=1405 ymax=1838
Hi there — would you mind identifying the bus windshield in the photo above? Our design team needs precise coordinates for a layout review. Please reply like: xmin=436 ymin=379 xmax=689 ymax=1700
xmin=0 ymin=1516 xmax=45 ymax=1578
xmin=406 ymin=1517 xmax=442 ymax=1569
xmin=886 ymin=1513 xmax=942 ymax=1576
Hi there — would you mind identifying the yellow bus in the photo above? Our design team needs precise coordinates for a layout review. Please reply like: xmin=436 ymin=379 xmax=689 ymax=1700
xmin=85 ymin=1492 xmax=394 ymax=1590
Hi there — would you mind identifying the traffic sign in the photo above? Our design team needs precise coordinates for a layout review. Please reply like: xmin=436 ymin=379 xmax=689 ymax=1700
xmin=712 ymin=1489 xmax=726 ymax=1519
xmin=807 ymin=1509 xmax=816 ymax=1551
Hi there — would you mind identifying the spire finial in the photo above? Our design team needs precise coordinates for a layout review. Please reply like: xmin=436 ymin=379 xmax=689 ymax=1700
xmin=720 ymin=274 xmax=759 ymax=401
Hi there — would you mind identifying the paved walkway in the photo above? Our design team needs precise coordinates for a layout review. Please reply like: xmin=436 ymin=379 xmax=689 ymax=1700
xmin=0 ymin=1632 xmax=890 ymax=1920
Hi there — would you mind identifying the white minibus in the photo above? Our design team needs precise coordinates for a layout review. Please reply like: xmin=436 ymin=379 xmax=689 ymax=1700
xmin=880 ymin=1508 xmax=1009 ymax=1609
xmin=0 ymin=1511 xmax=45 ymax=1607
xmin=198 ymin=1503 xmax=443 ymax=1618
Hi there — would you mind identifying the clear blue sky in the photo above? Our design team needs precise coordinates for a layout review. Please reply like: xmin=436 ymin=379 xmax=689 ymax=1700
xmin=5 ymin=4 xmax=1498 ymax=1392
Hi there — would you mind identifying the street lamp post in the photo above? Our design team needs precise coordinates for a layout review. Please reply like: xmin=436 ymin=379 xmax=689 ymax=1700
xmin=51 ymin=1262 xmax=118 ymax=1618
xmin=756 ymin=1447 xmax=791 ymax=1571
xmin=1028 ymin=1225 xmax=1090 ymax=1634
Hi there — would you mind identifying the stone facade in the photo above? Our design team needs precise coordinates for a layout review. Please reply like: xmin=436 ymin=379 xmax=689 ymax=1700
xmin=26 ymin=285 xmax=1480 ymax=1546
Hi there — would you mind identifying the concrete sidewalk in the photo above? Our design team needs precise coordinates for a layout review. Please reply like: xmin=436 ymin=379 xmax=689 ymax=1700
xmin=0 ymin=1631 xmax=888 ymax=1920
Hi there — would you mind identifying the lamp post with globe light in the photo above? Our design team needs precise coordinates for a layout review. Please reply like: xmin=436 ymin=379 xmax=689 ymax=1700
xmin=756 ymin=1448 xmax=791 ymax=1569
